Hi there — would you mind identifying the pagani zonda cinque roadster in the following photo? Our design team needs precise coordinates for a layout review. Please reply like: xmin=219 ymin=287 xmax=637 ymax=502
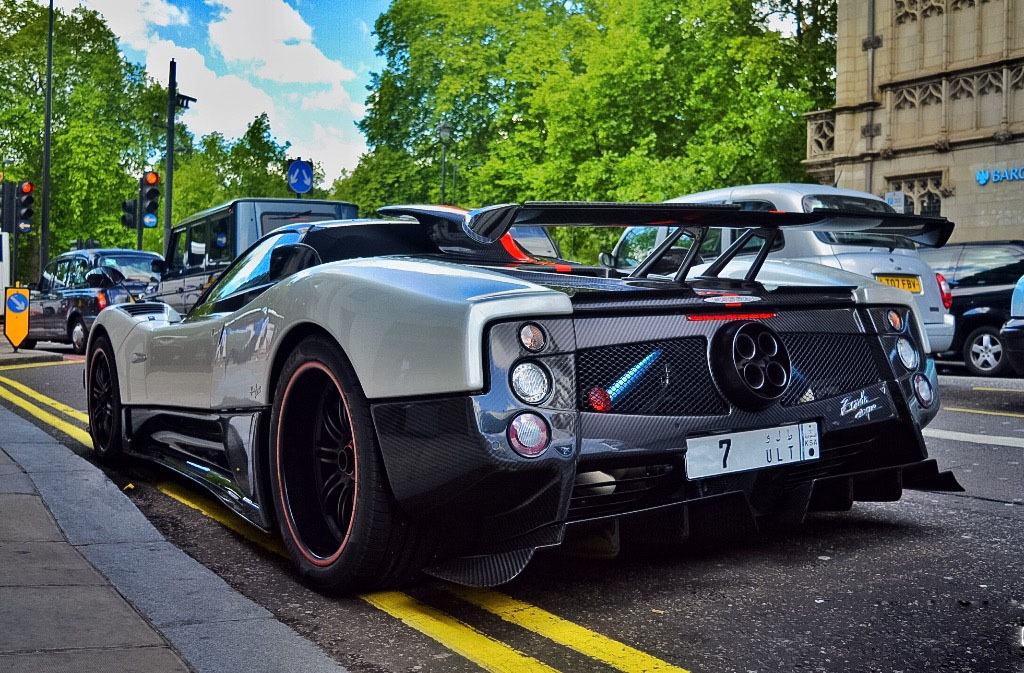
xmin=86 ymin=202 xmax=963 ymax=591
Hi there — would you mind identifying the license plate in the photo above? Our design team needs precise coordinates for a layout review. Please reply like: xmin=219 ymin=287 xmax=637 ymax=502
xmin=685 ymin=422 xmax=820 ymax=479
xmin=875 ymin=274 xmax=922 ymax=293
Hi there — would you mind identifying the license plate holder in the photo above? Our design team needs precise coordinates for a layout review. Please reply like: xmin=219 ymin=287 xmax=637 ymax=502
xmin=685 ymin=422 xmax=820 ymax=480
xmin=875 ymin=274 xmax=922 ymax=293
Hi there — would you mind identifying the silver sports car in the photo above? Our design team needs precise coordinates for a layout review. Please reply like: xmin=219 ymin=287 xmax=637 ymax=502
xmin=85 ymin=202 xmax=962 ymax=591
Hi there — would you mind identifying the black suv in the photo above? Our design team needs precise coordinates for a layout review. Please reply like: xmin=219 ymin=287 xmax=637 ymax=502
xmin=24 ymin=248 xmax=163 ymax=353
xmin=918 ymin=241 xmax=1024 ymax=376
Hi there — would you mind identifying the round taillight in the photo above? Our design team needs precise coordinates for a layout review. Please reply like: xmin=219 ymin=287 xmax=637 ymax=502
xmin=887 ymin=309 xmax=904 ymax=331
xmin=913 ymin=373 xmax=934 ymax=408
xmin=896 ymin=337 xmax=919 ymax=370
xmin=511 ymin=361 xmax=550 ymax=404
xmin=519 ymin=323 xmax=545 ymax=351
xmin=508 ymin=413 xmax=549 ymax=457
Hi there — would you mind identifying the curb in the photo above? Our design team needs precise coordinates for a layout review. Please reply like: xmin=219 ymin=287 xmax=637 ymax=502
xmin=0 ymin=350 xmax=63 ymax=366
xmin=0 ymin=406 xmax=347 ymax=673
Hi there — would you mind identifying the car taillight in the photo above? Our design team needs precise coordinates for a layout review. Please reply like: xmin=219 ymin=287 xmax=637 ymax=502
xmin=97 ymin=291 xmax=108 ymax=311
xmin=936 ymin=273 xmax=952 ymax=310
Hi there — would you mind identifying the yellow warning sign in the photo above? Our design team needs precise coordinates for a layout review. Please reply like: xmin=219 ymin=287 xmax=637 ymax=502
xmin=4 ymin=288 xmax=30 ymax=349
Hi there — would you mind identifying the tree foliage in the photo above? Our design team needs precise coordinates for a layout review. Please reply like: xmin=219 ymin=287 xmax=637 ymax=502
xmin=333 ymin=0 xmax=837 ymax=261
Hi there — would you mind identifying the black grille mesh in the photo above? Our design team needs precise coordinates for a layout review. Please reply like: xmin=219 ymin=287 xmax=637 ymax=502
xmin=779 ymin=333 xmax=880 ymax=405
xmin=576 ymin=338 xmax=728 ymax=416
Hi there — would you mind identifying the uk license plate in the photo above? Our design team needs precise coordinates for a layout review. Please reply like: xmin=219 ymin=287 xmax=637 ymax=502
xmin=875 ymin=274 xmax=922 ymax=293
xmin=685 ymin=422 xmax=820 ymax=479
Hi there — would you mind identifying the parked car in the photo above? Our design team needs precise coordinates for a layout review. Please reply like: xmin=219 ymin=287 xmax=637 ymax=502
xmin=917 ymin=241 xmax=1024 ymax=376
xmin=603 ymin=184 xmax=955 ymax=353
xmin=1000 ymin=274 xmax=1024 ymax=376
xmin=148 ymin=198 xmax=357 ymax=313
xmin=22 ymin=248 xmax=163 ymax=353
xmin=86 ymin=201 xmax=959 ymax=592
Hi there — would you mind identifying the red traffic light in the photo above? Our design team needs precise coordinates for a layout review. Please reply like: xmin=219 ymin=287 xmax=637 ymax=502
xmin=19 ymin=181 xmax=33 ymax=194
xmin=144 ymin=171 xmax=159 ymax=186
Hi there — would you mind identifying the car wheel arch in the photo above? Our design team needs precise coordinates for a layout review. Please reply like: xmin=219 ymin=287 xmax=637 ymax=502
xmin=955 ymin=311 xmax=1006 ymax=350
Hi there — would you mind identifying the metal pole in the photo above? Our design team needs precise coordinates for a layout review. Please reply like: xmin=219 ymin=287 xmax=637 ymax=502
xmin=440 ymin=144 xmax=447 ymax=205
xmin=40 ymin=0 xmax=54 ymax=270
xmin=164 ymin=59 xmax=176 ymax=254
xmin=136 ymin=180 xmax=143 ymax=251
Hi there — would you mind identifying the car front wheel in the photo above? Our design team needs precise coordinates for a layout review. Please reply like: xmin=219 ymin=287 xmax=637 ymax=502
xmin=963 ymin=326 xmax=1009 ymax=376
xmin=87 ymin=336 xmax=123 ymax=461
xmin=269 ymin=335 xmax=430 ymax=592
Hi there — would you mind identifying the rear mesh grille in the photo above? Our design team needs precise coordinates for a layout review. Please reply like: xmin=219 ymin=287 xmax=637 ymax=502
xmin=576 ymin=338 xmax=728 ymax=416
xmin=780 ymin=333 xmax=880 ymax=405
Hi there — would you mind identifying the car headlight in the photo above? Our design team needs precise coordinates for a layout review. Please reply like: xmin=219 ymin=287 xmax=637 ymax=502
xmin=511 ymin=361 xmax=550 ymax=404
xmin=896 ymin=337 xmax=919 ymax=370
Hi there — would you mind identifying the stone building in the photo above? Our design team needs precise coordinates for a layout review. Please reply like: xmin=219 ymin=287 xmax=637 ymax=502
xmin=803 ymin=0 xmax=1024 ymax=241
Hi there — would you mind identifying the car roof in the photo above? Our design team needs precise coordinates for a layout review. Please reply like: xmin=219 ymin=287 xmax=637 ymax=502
xmin=175 ymin=197 xmax=358 ymax=227
xmin=56 ymin=248 xmax=162 ymax=259
xmin=667 ymin=183 xmax=887 ymax=205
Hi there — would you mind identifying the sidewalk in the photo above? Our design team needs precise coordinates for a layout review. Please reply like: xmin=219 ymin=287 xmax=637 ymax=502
xmin=0 ymin=406 xmax=347 ymax=673
xmin=0 ymin=340 xmax=62 ymax=367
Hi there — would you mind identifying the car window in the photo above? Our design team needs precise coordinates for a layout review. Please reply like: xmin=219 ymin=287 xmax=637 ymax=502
xmin=208 ymin=217 xmax=232 ymax=265
xmin=510 ymin=226 xmax=559 ymax=258
xmin=732 ymin=229 xmax=785 ymax=256
xmin=50 ymin=260 xmax=70 ymax=290
xmin=917 ymin=246 xmax=960 ymax=277
xmin=39 ymin=261 xmax=59 ymax=292
xmin=188 ymin=222 xmax=208 ymax=269
xmin=197 ymin=231 xmax=302 ymax=311
xmin=169 ymin=229 xmax=187 ymax=270
xmin=100 ymin=256 xmax=159 ymax=283
xmin=68 ymin=259 xmax=90 ymax=288
xmin=954 ymin=247 xmax=1024 ymax=287
xmin=617 ymin=227 xmax=658 ymax=268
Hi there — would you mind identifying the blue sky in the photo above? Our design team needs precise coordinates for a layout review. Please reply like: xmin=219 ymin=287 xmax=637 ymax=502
xmin=52 ymin=0 xmax=392 ymax=184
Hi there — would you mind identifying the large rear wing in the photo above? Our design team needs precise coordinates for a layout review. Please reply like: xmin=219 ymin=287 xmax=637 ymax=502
xmin=381 ymin=201 xmax=954 ymax=248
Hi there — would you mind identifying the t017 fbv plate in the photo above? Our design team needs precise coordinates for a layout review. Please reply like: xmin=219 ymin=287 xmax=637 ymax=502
xmin=685 ymin=422 xmax=820 ymax=480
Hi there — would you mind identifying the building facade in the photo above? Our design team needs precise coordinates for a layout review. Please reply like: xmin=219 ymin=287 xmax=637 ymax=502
xmin=804 ymin=0 xmax=1024 ymax=242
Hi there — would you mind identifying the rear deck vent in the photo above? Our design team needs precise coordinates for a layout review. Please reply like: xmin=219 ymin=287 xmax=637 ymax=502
xmin=118 ymin=302 xmax=167 ymax=317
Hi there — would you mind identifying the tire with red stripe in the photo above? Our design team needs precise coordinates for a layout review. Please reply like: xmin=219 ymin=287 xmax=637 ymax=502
xmin=269 ymin=334 xmax=429 ymax=592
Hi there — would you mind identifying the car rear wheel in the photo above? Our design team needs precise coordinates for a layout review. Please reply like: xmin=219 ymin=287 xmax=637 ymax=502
xmin=87 ymin=336 xmax=123 ymax=461
xmin=70 ymin=317 xmax=88 ymax=355
xmin=269 ymin=335 xmax=431 ymax=592
xmin=963 ymin=326 xmax=1009 ymax=376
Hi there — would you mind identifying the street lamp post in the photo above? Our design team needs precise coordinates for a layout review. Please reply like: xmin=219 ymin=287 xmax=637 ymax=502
xmin=40 ymin=0 xmax=54 ymax=271
xmin=436 ymin=120 xmax=452 ymax=205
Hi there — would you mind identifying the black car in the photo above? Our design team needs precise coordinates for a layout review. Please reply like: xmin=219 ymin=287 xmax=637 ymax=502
xmin=918 ymin=241 xmax=1024 ymax=376
xmin=24 ymin=248 xmax=163 ymax=353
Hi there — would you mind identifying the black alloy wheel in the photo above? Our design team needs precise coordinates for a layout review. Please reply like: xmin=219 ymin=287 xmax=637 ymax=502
xmin=87 ymin=336 xmax=123 ymax=461
xmin=269 ymin=335 xmax=431 ymax=592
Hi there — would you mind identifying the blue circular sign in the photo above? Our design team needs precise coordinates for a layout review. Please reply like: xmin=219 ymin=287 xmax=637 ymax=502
xmin=6 ymin=294 xmax=28 ymax=314
xmin=215 ymin=232 xmax=228 ymax=248
xmin=287 ymin=160 xmax=314 ymax=194
xmin=142 ymin=213 xmax=158 ymax=228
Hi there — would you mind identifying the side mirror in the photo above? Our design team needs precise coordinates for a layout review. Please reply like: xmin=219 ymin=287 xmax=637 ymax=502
xmin=151 ymin=259 xmax=166 ymax=275
xmin=598 ymin=252 xmax=616 ymax=269
xmin=268 ymin=244 xmax=321 ymax=282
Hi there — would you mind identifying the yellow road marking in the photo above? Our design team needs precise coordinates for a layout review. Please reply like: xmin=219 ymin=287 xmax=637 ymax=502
xmin=0 ymin=359 xmax=80 ymax=372
xmin=971 ymin=386 xmax=1024 ymax=394
xmin=446 ymin=586 xmax=690 ymax=673
xmin=0 ymin=382 xmax=93 ymax=446
xmin=156 ymin=481 xmax=288 ymax=557
xmin=0 ymin=375 xmax=89 ymax=423
xmin=363 ymin=591 xmax=562 ymax=673
xmin=945 ymin=406 xmax=1024 ymax=419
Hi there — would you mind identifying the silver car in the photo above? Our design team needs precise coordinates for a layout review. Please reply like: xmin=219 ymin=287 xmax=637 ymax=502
xmin=605 ymin=184 xmax=954 ymax=352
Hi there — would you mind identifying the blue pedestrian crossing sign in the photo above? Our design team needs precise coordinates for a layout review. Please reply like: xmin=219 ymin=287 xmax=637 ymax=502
xmin=287 ymin=160 xmax=313 ymax=194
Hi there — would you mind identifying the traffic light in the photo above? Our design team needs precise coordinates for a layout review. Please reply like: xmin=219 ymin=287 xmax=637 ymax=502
xmin=121 ymin=198 xmax=137 ymax=229
xmin=16 ymin=181 xmax=33 ymax=233
xmin=140 ymin=171 xmax=159 ymax=228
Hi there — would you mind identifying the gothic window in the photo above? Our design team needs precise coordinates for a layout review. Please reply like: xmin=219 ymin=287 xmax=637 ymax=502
xmin=808 ymin=116 xmax=834 ymax=156
xmin=887 ymin=174 xmax=946 ymax=216
xmin=1009 ymin=66 xmax=1024 ymax=92
xmin=951 ymin=0 xmax=990 ymax=8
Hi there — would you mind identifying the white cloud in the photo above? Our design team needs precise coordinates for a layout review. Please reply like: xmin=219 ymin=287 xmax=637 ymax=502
xmin=206 ymin=0 xmax=355 ymax=85
xmin=301 ymin=85 xmax=365 ymax=118
xmin=51 ymin=0 xmax=189 ymax=50
xmin=288 ymin=123 xmax=366 ymax=181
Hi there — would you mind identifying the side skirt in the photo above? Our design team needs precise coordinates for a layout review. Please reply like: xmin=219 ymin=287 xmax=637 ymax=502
xmin=121 ymin=405 xmax=274 ymax=531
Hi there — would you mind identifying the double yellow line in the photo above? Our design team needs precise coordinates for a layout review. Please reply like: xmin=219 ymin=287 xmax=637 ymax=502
xmin=0 ymin=362 xmax=692 ymax=673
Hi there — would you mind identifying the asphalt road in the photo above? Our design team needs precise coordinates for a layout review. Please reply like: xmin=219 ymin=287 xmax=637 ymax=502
xmin=1 ymin=350 xmax=1022 ymax=673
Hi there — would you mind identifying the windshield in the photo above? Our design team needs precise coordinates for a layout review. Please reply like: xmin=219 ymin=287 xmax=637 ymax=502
xmin=99 ymin=255 xmax=159 ymax=282
xmin=803 ymin=194 xmax=913 ymax=249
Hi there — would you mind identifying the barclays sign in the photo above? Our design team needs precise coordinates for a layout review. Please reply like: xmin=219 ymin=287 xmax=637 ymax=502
xmin=976 ymin=167 xmax=1024 ymax=186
